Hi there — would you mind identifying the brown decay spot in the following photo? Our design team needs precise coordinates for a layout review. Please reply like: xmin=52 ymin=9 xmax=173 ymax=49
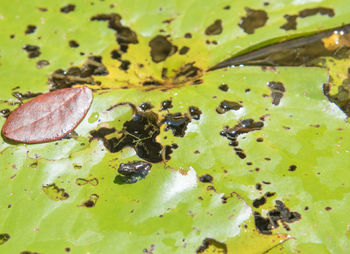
xmin=25 ymin=25 xmax=36 ymax=34
xmin=91 ymin=13 xmax=138 ymax=47
xmin=119 ymin=60 xmax=131 ymax=71
xmin=23 ymin=45 xmax=41 ymax=58
xmin=223 ymin=5 xmax=230 ymax=10
xmin=36 ymin=60 xmax=50 ymax=69
xmin=280 ymin=15 xmax=298 ymax=31
xmin=239 ymin=8 xmax=268 ymax=34
xmin=189 ymin=106 xmax=202 ymax=120
xmin=48 ymin=56 xmax=108 ymax=90
xmin=205 ymin=19 xmax=223 ymax=36
xmin=82 ymin=194 xmax=99 ymax=208
xmin=218 ymin=83 xmax=229 ymax=92
xmin=42 ymin=183 xmax=69 ymax=201
xmin=69 ymin=40 xmax=79 ymax=48
xmin=198 ymin=174 xmax=213 ymax=183
xmin=216 ymin=100 xmax=242 ymax=114
xmin=60 ymin=4 xmax=75 ymax=13
xmin=267 ymin=81 xmax=285 ymax=106
xmin=115 ymin=161 xmax=152 ymax=184
xmin=196 ymin=238 xmax=227 ymax=253
xmin=38 ymin=7 xmax=47 ymax=12
xmin=179 ymin=46 xmax=189 ymax=55
xmin=184 ymin=33 xmax=192 ymax=38
xmin=256 ymin=137 xmax=263 ymax=142
xmin=220 ymin=119 xmax=264 ymax=159
xmin=252 ymin=192 xmax=276 ymax=208
xmin=149 ymin=35 xmax=177 ymax=63
xmin=254 ymin=200 xmax=301 ymax=234
xmin=288 ymin=165 xmax=297 ymax=171
xmin=20 ymin=252 xmax=39 ymax=254
xmin=65 ymin=247 xmax=71 ymax=252
xmin=0 ymin=233 xmax=10 ymax=245
xmin=256 ymin=183 xmax=262 ymax=190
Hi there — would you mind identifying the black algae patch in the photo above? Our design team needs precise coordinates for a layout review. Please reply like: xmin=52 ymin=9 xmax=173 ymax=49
xmin=91 ymin=13 xmax=138 ymax=46
xmin=267 ymin=81 xmax=285 ymax=106
xmin=160 ymin=100 xmax=173 ymax=110
xmin=280 ymin=15 xmax=298 ymax=31
xmin=0 ymin=234 xmax=10 ymax=245
xmin=197 ymin=238 xmax=227 ymax=253
xmin=220 ymin=119 xmax=264 ymax=159
xmin=115 ymin=161 xmax=152 ymax=184
xmin=25 ymin=25 xmax=36 ymax=34
xmin=199 ymin=174 xmax=213 ymax=183
xmin=36 ymin=60 xmax=50 ymax=69
xmin=252 ymin=192 xmax=276 ymax=208
xmin=48 ymin=56 xmax=108 ymax=90
xmin=189 ymin=106 xmax=202 ymax=120
xmin=162 ymin=112 xmax=191 ymax=137
xmin=69 ymin=40 xmax=79 ymax=48
xmin=23 ymin=45 xmax=41 ymax=58
xmin=218 ymin=83 xmax=229 ymax=92
xmin=216 ymin=100 xmax=242 ymax=114
xmin=205 ymin=20 xmax=223 ymax=36
xmin=149 ymin=35 xmax=177 ymax=63
xmin=179 ymin=46 xmax=190 ymax=55
xmin=254 ymin=200 xmax=301 ymax=234
xmin=239 ymin=8 xmax=268 ymax=34
xmin=60 ymin=4 xmax=75 ymax=13
xmin=298 ymin=7 xmax=335 ymax=18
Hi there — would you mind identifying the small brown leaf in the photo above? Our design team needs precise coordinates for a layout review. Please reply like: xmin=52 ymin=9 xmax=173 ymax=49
xmin=2 ymin=86 xmax=93 ymax=143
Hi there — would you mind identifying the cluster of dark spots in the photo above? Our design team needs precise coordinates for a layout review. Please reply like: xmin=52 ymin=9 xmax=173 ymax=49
xmin=252 ymin=192 xmax=276 ymax=208
xmin=205 ymin=19 xmax=223 ymax=36
xmin=205 ymin=40 xmax=218 ymax=45
xmin=189 ymin=106 xmax=202 ymax=120
xmin=36 ymin=59 xmax=50 ymax=69
xmin=0 ymin=233 xmax=10 ymax=245
xmin=239 ymin=8 xmax=268 ymax=34
xmin=220 ymin=119 xmax=264 ymax=159
xmin=0 ymin=109 xmax=11 ymax=118
xmin=288 ymin=165 xmax=297 ymax=171
xmin=139 ymin=102 xmax=153 ymax=111
xmin=42 ymin=184 xmax=69 ymax=201
xmin=90 ymin=127 xmax=116 ymax=139
xmin=218 ymin=83 xmax=229 ymax=92
xmin=160 ymin=100 xmax=173 ymax=110
xmin=179 ymin=46 xmax=190 ymax=55
xmin=149 ymin=35 xmax=177 ymax=63
xmin=119 ymin=60 xmax=131 ymax=71
xmin=198 ymin=174 xmax=213 ymax=183
xmin=196 ymin=238 xmax=227 ymax=253
xmin=115 ymin=161 xmax=152 ymax=184
xmin=23 ymin=45 xmax=41 ymax=58
xmin=162 ymin=112 xmax=191 ymax=137
xmin=267 ymin=81 xmax=285 ymax=106
xmin=299 ymin=7 xmax=335 ymax=18
xmin=60 ymin=4 xmax=75 ymax=13
xmin=254 ymin=200 xmax=301 ymax=234
xmin=69 ymin=40 xmax=79 ymax=48
xmin=184 ymin=33 xmax=192 ymax=38
xmin=216 ymin=100 xmax=242 ymax=114
xmin=25 ymin=25 xmax=36 ymax=34
xmin=82 ymin=194 xmax=99 ymax=208
xmin=91 ymin=13 xmax=138 ymax=47
xmin=48 ymin=56 xmax=107 ymax=90
xmin=280 ymin=15 xmax=298 ymax=31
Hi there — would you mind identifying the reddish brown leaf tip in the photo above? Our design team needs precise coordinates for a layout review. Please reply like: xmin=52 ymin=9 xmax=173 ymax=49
xmin=2 ymin=86 xmax=93 ymax=143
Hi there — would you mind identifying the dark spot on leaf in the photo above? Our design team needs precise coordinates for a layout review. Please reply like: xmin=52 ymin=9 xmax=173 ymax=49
xmin=60 ymin=4 xmax=75 ymax=13
xmin=267 ymin=81 xmax=285 ymax=106
xmin=254 ymin=200 xmax=301 ymax=234
xmin=162 ymin=112 xmax=191 ymax=137
xmin=10 ymin=34 xmax=15 ymax=39
xmin=234 ymin=148 xmax=246 ymax=159
xmin=36 ymin=60 xmax=50 ymax=69
xmin=143 ymin=80 xmax=163 ymax=86
xmin=20 ymin=251 xmax=39 ymax=254
xmin=162 ymin=18 xmax=175 ymax=24
xmin=179 ymin=46 xmax=190 ymax=55
xmin=65 ymin=247 xmax=71 ymax=252
xmin=216 ymin=100 xmax=242 ymax=114
xmin=25 ymin=25 xmax=36 ymax=34
xmin=197 ymin=238 xmax=227 ymax=253
xmin=23 ymin=45 xmax=41 ymax=58
xmin=115 ymin=161 xmax=151 ymax=184
xmin=90 ymin=127 xmax=116 ymax=139
xmin=0 ymin=234 xmax=10 ymax=245
xmin=192 ymin=79 xmax=203 ymax=85
xmin=119 ymin=60 xmax=131 ymax=71
xmin=280 ymin=15 xmax=298 ymax=31
xmin=69 ymin=40 xmax=79 ymax=48
xmin=205 ymin=20 xmax=222 ymax=36
xmin=120 ymin=44 xmax=128 ymax=53
xmin=298 ymin=7 xmax=335 ymax=18
xmin=256 ymin=137 xmax=264 ymax=142
xmin=288 ymin=165 xmax=297 ymax=171
xmin=139 ymin=102 xmax=153 ymax=111
xmin=253 ymin=192 xmax=276 ymax=208
xmin=256 ymin=183 xmax=262 ymax=190
xmin=239 ymin=8 xmax=268 ymax=34
xmin=223 ymin=5 xmax=230 ymax=10
xmin=38 ymin=7 xmax=47 ymax=12
xmin=42 ymin=184 xmax=69 ymax=201
xmin=160 ymin=100 xmax=172 ymax=111
xmin=82 ymin=194 xmax=99 ymax=208
xmin=149 ymin=35 xmax=177 ymax=63
xmin=188 ymin=106 xmax=202 ymax=120
xmin=184 ymin=33 xmax=192 ymax=38
xmin=218 ymin=83 xmax=229 ymax=92
xmin=325 ymin=206 xmax=332 ymax=211
xmin=111 ymin=49 xmax=121 ymax=59
xmin=199 ymin=174 xmax=213 ymax=183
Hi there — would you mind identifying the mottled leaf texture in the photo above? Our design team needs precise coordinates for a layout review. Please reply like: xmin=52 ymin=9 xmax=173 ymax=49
xmin=2 ymin=86 xmax=92 ymax=143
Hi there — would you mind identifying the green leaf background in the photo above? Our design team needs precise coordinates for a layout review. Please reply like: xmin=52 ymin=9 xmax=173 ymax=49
xmin=0 ymin=0 xmax=349 ymax=253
